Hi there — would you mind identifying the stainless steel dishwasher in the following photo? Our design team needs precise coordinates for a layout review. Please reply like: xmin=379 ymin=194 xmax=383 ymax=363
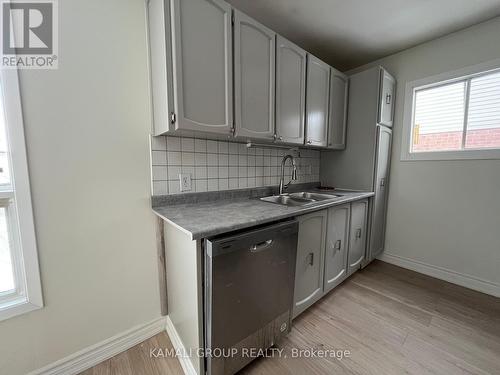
xmin=205 ymin=220 xmax=298 ymax=375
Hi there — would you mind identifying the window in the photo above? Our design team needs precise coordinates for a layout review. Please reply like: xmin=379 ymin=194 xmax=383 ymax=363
xmin=0 ymin=69 xmax=42 ymax=322
xmin=403 ymin=60 xmax=500 ymax=160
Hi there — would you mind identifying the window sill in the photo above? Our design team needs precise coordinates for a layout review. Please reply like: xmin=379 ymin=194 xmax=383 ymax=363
xmin=0 ymin=297 xmax=43 ymax=322
xmin=401 ymin=148 xmax=500 ymax=161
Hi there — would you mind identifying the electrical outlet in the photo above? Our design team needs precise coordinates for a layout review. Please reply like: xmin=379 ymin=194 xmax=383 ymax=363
xmin=179 ymin=173 xmax=192 ymax=192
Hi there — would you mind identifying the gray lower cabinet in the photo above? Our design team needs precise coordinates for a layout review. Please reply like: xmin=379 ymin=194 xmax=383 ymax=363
xmin=233 ymin=10 xmax=275 ymax=140
xmin=293 ymin=210 xmax=327 ymax=318
xmin=305 ymin=54 xmax=330 ymax=147
xmin=323 ymin=204 xmax=350 ymax=293
xmin=275 ymin=35 xmax=306 ymax=145
xmin=294 ymin=200 xmax=369 ymax=318
xmin=347 ymin=199 xmax=368 ymax=276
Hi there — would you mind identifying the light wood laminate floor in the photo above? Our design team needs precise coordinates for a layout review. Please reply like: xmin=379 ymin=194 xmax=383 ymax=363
xmin=81 ymin=260 xmax=500 ymax=375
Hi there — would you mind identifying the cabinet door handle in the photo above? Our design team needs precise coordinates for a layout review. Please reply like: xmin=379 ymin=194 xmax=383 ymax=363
xmin=356 ymin=228 xmax=362 ymax=239
xmin=308 ymin=252 xmax=314 ymax=266
xmin=380 ymin=178 xmax=386 ymax=187
xmin=386 ymin=94 xmax=392 ymax=105
xmin=334 ymin=240 xmax=341 ymax=251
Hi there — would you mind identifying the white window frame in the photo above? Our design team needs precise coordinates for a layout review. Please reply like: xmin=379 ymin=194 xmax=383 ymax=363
xmin=0 ymin=68 xmax=43 ymax=322
xmin=401 ymin=58 xmax=500 ymax=161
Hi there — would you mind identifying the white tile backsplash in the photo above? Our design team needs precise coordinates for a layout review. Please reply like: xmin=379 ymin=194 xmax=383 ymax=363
xmin=195 ymin=179 xmax=207 ymax=192
xmin=194 ymin=138 xmax=207 ymax=153
xmin=207 ymin=153 xmax=218 ymax=166
xmin=151 ymin=136 xmax=166 ymax=151
xmin=151 ymin=135 xmax=320 ymax=195
xmin=195 ymin=166 xmax=207 ymax=179
xmin=166 ymin=136 xmax=181 ymax=151
xmin=168 ymin=166 xmax=181 ymax=180
xmin=207 ymin=179 xmax=218 ymax=192
xmin=207 ymin=140 xmax=218 ymax=153
xmin=228 ymin=178 xmax=238 ymax=189
xmin=151 ymin=151 xmax=167 ymax=166
xmin=167 ymin=151 xmax=181 ymax=165
xmin=181 ymin=137 xmax=195 ymax=152
xmin=207 ymin=166 xmax=218 ymax=179
xmin=152 ymin=181 xmax=168 ymax=195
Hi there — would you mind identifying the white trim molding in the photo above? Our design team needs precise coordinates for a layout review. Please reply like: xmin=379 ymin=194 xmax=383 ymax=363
xmin=28 ymin=317 xmax=167 ymax=375
xmin=165 ymin=316 xmax=198 ymax=375
xmin=401 ymin=57 xmax=500 ymax=162
xmin=378 ymin=253 xmax=500 ymax=298
xmin=0 ymin=68 xmax=43 ymax=321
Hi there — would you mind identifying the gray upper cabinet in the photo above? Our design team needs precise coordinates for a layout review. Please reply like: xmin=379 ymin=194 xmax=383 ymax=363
xmin=293 ymin=210 xmax=327 ymax=318
xmin=378 ymin=68 xmax=396 ymax=127
xmin=148 ymin=0 xmax=175 ymax=136
xmin=234 ymin=10 xmax=275 ymax=140
xmin=327 ymin=68 xmax=348 ymax=149
xmin=347 ymin=199 xmax=368 ymax=276
xmin=170 ymin=0 xmax=233 ymax=134
xmin=275 ymin=36 xmax=306 ymax=145
xmin=305 ymin=55 xmax=330 ymax=147
xmin=369 ymin=126 xmax=392 ymax=260
xmin=148 ymin=0 xmax=351 ymax=149
xmin=324 ymin=204 xmax=350 ymax=293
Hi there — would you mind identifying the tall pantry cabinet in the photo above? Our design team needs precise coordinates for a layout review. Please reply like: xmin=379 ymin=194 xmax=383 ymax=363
xmin=320 ymin=66 xmax=395 ymax=266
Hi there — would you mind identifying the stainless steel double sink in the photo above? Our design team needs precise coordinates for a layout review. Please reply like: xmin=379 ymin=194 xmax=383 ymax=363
xmin=260 ymin=191 xmax=342 ymax=207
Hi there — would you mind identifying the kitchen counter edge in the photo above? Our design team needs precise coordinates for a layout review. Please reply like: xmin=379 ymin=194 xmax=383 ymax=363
xmin=153 ymin=191 xmax=374 ymax=241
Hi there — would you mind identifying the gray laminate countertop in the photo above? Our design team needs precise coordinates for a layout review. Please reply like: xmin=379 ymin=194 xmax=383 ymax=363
xmin=152 ymin=188 xmax=374 ymax=240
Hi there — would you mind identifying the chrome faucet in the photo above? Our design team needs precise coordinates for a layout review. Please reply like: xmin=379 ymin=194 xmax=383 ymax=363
xmin=279 ymin=154 xmax=298 ymax=195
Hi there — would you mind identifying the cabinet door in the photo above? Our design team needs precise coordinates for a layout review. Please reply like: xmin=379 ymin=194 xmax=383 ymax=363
xmin=275 ymin=36 xmax=306 ymax=145
xmin=369 ymin=126 xmax=392 ymax=260
xmin=293 ymin=210 xmax=327 ymax=318
xmin=378 ymin=69 xmax=396 ymax=127
xmin=305 ymin=55 xmax=330 ymax=147
xmin=170 ymin=0 xmax=233 ymax=134
xmin=324 ymin=204 xmax=350 ymax=293
xmin=148 ymin=0 xmax=175 ymax=136
xmin=327 ymin=68 xmax=348 ymax=149
xmin=347 ymin=200 xmax=368 ymax=276
xmin=234 ymin=10 xmax=275 ymax=140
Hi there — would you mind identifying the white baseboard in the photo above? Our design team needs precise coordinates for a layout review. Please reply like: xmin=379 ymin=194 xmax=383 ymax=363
xmin=29 ymin=317 xmax=167 ymax=375
xmin=378 ymin=253 xmax=500 ymax=298
xmin=165 ymin=316 xmax=198 ymax=375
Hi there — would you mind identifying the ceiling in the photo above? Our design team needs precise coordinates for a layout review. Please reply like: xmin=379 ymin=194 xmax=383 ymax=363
xmin=226 ymin=0 xmax=500 ymax=71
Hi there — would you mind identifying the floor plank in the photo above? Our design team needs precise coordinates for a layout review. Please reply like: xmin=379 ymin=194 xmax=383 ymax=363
xmin=80 ymin=260 xmax=500 ymax=375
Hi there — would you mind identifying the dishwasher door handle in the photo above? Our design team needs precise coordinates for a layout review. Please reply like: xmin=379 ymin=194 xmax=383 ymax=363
xmin=250 ymin=239 xmax=274 ymax=253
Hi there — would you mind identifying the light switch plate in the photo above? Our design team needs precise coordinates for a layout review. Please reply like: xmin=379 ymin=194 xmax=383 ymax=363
xmin=179 ymin=173 xmax=192 ymax=192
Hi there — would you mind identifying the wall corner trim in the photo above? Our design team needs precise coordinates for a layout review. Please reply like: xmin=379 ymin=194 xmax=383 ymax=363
xmin=165 ymin=316 xmax=198 ymax=375
xmin=378 ymin=253 xmax=500 ymax=298
xmin=28 ymin=317 xmax=167 ymax=375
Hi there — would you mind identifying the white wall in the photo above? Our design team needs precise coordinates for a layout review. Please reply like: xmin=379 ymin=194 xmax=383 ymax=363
xmin=349 ymin=17 xmax=500 ymax=293
xmin=0 ymin=1 xmax=161 ymax=374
